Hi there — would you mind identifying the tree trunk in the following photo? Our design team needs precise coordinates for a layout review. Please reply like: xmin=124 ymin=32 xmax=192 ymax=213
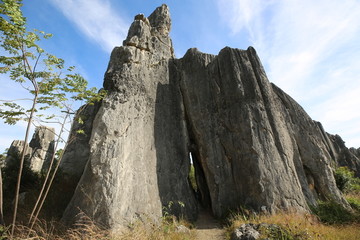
xmin=11 ymin=93 xmax=38 ymax=235
xmin=0 ymin=168 xmax=4 ymax=225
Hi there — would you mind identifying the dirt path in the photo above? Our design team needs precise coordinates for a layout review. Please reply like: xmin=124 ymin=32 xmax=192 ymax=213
xmin=194 ymin=210 xmax=226 ymax=240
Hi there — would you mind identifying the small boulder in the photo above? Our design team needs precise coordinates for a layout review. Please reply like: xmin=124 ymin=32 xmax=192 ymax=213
xmin=175 ymin=225 xmax=190 ymax=233
xmin=231 ymin=224 xmax=260 ymax=240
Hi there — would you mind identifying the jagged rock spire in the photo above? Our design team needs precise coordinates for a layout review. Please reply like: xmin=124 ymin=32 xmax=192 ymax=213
xmin=62 ymin=4 xmax=196 ymax=231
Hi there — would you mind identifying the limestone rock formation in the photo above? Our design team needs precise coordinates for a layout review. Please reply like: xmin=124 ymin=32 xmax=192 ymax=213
xmin=231 ymin=223 xmax=261 ymax=240
xmin=5 ymin=126 xmax=55 ymax=172
xmin=60 ymin=102 xmax=101 ymax=182
xmin=29 ymin=126 xmax=55 ymax=172
xmin=59 ymin=4 xmax=358 ymax=231
xmin=327 ymin=134 xmax=360 ymax=177
xmin=5 ymin=140 xmax=32 ymax=168
xmin=62 ymin=5 xmax=197 ymax=230
xmin=46 ymin=102 xmax=102 ymax=215
xmin=174 ymin=47 xmax=347 ymax=217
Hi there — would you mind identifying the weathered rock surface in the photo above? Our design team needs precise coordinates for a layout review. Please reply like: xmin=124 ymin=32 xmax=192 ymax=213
xmin=46 ymin=102 xmax=102 ymax=216
xmin=5 ymin=140 xmax=32 ymax=168
xmin=29 ymin=126 xmax=55 ymax=172
xmin=62 ymin=5 xmax=197 ymax=230
xmin=231 ymin=224 xmax=260 ymax=240
xmin=58 ymin=4 xmax=357 ymax=231
xmin=59 ymin=103 xmax=101 ymax=180
xmin=5 ymin=126 xmax=55 ymax=172
xmin=173 ymin=47 xmax=348 ymax=217
xmin=231 ymin=223 xmax=293 ymax=240
xmin=327 ymin=134 xmax=360 ymax=177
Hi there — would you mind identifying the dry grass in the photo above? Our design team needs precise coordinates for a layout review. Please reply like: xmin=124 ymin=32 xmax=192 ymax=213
xmin=4 ymin=211 xmax=360 ymax=239
xmin=2 ymin=215 xmax=196 ymax=240
xmin=227 ymin=211 xmax=360 ymax=240
xmin=5 ymin=193 xmax=360 ymax=239
xmin=227 ymin=186 xmax=360 ymax=240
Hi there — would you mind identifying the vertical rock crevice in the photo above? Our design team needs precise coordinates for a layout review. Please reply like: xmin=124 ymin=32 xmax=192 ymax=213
xmin=182 ymin=87 xmax=212 ymax=212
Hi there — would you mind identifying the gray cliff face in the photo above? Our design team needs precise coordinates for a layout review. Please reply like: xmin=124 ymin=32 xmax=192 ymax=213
xmin=47 ymin=102 xmax=101 ymax=216
xmin=60 ymin=103 xmax=101 ymax=180
xmin=62 ymin=5 xmax=197 ymax=230
xmin=327 ymin=134 xmax=360 ymax=177
xmin=174 ymin=47 xmax=346 ymax=217
xmin=59 ymin=4 xmax=358 ymax=230
xmin=270 ymin=85 xmax=346 ymax=207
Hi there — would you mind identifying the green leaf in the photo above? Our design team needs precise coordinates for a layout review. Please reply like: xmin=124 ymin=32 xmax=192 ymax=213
xmin=1 ymin=0 xmax=104 ymax=126
xmin=76 ymin=129 xmax=85 ymax=135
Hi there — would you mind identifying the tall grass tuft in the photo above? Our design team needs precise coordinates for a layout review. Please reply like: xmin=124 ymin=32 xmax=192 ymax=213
xmin=4 ymin=213 xmax=195 ymax=240
xmin=227 ymin=211 xmax=360 ymax=240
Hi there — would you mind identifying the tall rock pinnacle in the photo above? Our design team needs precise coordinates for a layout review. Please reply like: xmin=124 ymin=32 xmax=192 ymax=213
xmin=59 ymin=4 xmax=357 ymax=231
xmin=62 ymin=5 xmax=197 ymax=231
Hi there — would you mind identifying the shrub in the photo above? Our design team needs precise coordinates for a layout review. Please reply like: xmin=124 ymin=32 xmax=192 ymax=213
xmin=188 ymin=164 xmax=197 ymax=192
xmin=310 ymin=200 xmax=359 ymax=224
xmin=0 ymin=225 xmax=9 ymax=240
xmin=258 ymin=223 xmax=304 ymax=240
xmin=2 ymin=156 xmax=40 ymax=198
xmin=334 ymin=167 xmax=360 ymax=193
xmin=347 ymin=196 xmax=360 ymax=212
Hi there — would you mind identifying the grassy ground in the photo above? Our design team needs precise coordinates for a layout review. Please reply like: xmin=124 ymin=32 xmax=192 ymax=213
xmin=2 ymin=167 xmax=359 ymax=239
xmin=2 ymin=193 xmax=360 ymax=239
xmin=2 ymin=216 xmax=196 ymax=240
xmin=227 ymin=210 xmax=360 ymax=240
xmin=2 ymin=195 xmax=360 ymax=239
xmin=227 ymin=167 xmax=360 ymax=240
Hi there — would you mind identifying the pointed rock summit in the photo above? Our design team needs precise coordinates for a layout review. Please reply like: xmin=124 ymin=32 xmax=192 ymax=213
xmin=62 ymin=5 xmax=197 ymax=230
xmin=58 ymin=4 xmax=358 ymax=231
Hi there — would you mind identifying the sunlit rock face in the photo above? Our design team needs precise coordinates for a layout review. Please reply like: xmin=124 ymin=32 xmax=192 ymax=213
xmin=326 ymin=134 xmax=360 ymax=177
xmin=29 ymin=126 xmax=55 ymax=172
xmin=62 ymin=5 xmax=197 ymax=231
xmin=5 ymin=126 xmax=55 ymax=173
xmin=172 ymin=47 xmax=348 ymax=217
xmin=60 ymin=4 xmax=355 ymax=231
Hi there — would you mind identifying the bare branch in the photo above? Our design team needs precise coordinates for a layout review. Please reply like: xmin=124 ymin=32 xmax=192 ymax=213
xmin=32 ymin=52 xmax=42 ymax=73
xmin=0 ymin=98 xmax=33 ymax=102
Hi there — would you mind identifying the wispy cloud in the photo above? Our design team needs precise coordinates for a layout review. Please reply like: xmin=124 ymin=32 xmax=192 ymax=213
xmin=50 ymin=0 xmax=129 ymax=52
xmin=216 ymin=0 xmax=360 ymax=147
xmin=217 ymin=0 xmax=272 ymax=35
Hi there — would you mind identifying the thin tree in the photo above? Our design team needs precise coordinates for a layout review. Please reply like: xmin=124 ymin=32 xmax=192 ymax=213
xmin=0 ymin=168 xmax=4 ymax=226
xmin=0 ymin=152 xmax=6 ymax=225
xmin=0 ymin=0 xmax=104 ymax=235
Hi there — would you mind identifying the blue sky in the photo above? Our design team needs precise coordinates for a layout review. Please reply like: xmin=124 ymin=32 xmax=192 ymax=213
xmin=1 ymin=0 xmax=360 ymax=152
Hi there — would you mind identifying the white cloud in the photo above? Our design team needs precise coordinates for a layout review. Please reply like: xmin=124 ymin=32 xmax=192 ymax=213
xmin=217 ymin=0 xmax=360 ymax=147
xmin=217 ymin=0 xmax=272 ymax=35
xmin=50 ymin=0 xmax=129 ymax=52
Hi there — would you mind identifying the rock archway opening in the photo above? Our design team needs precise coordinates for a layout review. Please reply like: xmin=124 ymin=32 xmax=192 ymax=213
xmin=188 ymin=150 xmax=212 ymax=212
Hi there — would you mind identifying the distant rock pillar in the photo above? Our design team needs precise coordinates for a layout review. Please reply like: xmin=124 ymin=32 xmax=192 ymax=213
xmin=29 ymin=126 xmax=55 ymax=172
xmin=4 ymin=126 xmax=55 ymax=173
xmin=5 ymin=140 xmax=32 ymax=169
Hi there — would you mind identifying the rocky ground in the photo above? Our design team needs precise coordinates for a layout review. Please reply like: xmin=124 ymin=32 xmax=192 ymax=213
xmin=195 ymin=210 xmax=225 ymax=240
